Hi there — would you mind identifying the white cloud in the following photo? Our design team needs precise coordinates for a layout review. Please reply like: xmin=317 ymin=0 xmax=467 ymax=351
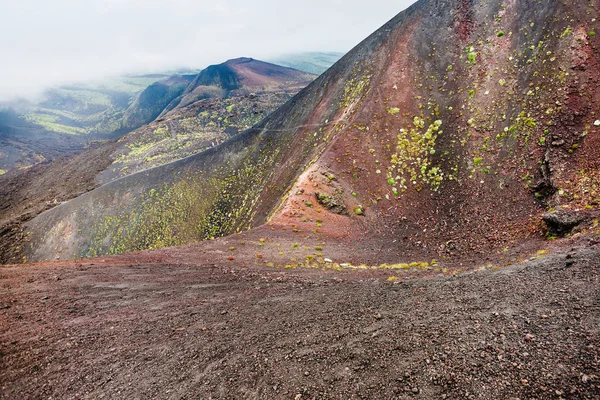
xmin=0 ymin=0 xmax=415 ymax=100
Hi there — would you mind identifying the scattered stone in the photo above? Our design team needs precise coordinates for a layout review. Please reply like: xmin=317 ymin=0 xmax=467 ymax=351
xmin=542 ymin=210 xmax=586 ymax=236
xmin=525 ymin=334 xmax=535 ymax=342
xmin=315 ymin=192 xmax=346 ymax=214
xmin=594 ymin=120 xmax=600 ymax=126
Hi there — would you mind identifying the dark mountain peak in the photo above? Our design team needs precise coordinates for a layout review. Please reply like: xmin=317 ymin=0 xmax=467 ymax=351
xmin=193 ymin=63 xmax=241 ymax=91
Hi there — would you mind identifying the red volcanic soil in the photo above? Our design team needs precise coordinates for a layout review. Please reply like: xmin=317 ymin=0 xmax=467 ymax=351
xmin=227 ymin=58 xmax=315 ymax=88
xmin=1 ymin=232 xmax=599 ymax=399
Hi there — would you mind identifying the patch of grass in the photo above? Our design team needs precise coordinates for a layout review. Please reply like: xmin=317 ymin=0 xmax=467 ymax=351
xmin=560 ymin=27 xmax=572 ymax=38
xmin=389 ymin=117 xmax=444 ymax=192
xmin=536 ymin=249 xmax=549 ymax=258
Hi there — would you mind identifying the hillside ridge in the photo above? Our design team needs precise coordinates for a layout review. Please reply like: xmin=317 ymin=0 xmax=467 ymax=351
xmin=21 ymin=0 xmax=600 ymax=265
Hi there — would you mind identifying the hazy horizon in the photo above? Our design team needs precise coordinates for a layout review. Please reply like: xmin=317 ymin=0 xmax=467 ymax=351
xmin=0 ymin=0 xmax=415 ymax=102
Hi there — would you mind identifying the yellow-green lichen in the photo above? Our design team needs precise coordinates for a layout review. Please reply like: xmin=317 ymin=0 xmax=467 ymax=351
xmin=388 ymin=117 xmax=444 ymax=192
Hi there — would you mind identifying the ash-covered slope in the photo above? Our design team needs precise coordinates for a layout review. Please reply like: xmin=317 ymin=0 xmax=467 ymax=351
xmin=24 ymin=0 xmax=600 ymax=262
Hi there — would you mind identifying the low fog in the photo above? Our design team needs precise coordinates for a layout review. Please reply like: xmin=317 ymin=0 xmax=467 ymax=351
xmin=0 ymin=0 xmax=414 ymax=101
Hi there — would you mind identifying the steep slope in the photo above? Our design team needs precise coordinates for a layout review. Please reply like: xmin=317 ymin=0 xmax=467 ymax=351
xmin=121 ymin=75 xmax=196 ymax=130
xmin=0 ymin=141 xmax=118 ymax=264
xmin=23 ymin=0 xmax=600 ymax=263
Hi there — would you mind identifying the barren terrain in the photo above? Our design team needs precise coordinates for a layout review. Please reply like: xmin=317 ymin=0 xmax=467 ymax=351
xmin=1 ymin=233 xmax=599 ymax=399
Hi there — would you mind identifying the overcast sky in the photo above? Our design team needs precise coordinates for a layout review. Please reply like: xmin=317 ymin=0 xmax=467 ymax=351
xmin=0 ymin=0 xmax=415 ymax=101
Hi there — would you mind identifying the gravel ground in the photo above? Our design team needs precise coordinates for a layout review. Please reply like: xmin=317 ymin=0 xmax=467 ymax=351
xmin=1 ymin=241 xmax=599 ymax=399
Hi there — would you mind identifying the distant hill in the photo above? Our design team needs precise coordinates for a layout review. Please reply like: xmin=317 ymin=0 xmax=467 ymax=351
xmin=0 ymin=57 xmax=329 ymax=175
xmin=102 ymin=90 xmax=303 ymax=184
xmin=163 ymin=57 xmax=316 ymax=111
xmin=267 ymin=52 xmax=344 ymax=75
xmin=120 ymin=75 xmax=197 ymax=131
xmin=0 ymin=74 xmax=174 ymax=173
xmin=23 ymin=74 xmax=174 ymax=137
xmin=107 ymin=58 xmax=316 ymax=182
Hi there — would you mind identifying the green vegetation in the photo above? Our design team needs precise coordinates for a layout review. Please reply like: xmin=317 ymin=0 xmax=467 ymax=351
xmin=108 ymin=93 xmax=294 ymax=181
xmin=341 ymin=64 xmax=371 ymax=109
xmin=17 ymin=75 xmax=171 ymax=141
xmin=87 ymin=150 xmax=278 ymax=256
xmin=389 ymin=117 xmax=444 ymax=192
xmin=465 ymin=47 xmax=478 ymax=65
xmin=22 ymin=113 xmax=87 ymax=135
xmin=560 ymin=27 xmax=572 ymax=38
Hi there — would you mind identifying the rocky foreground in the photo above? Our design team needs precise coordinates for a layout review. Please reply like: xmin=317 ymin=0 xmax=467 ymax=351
xmin=1 ymin=236 xmax=598 ymax=399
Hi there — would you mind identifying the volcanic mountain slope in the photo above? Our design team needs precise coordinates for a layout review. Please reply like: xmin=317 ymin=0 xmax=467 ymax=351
xmin=0 ymin=59 xmax=317 ymax=263
xmin=100 ymin=90 xmax=306 ymax=183
xmin=120 ymin=74 xmax=197 ymax=131
xmin=0 ymin=109 xmax=88 ymax=172
xmin=164 ymin=57 xmax=316 ymax=111
xmin=100 ymin=59 xmax=316 ymax=183
xmin=22 ymin=0 xmax=600 ymax=264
